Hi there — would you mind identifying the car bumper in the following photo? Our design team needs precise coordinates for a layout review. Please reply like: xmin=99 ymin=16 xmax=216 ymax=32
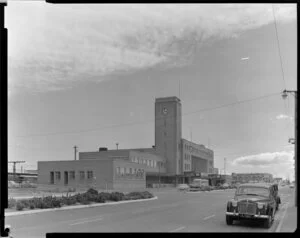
xmin=226 ymin=212 xmax=269 ymax=219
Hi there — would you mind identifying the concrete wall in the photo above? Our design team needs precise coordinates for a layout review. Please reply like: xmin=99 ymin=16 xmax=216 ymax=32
xmin=38 ymin=160 xmax=114 ymax=192
xmin=191 ymin=156 xmax=208 ymax=173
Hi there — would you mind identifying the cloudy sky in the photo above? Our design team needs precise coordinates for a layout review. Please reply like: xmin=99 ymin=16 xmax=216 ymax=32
xmin=7 ymin=2 xmax=296 ymax=180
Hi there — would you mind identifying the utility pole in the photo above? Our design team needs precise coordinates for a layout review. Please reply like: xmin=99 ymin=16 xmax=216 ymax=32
xmin=73 ymin=146 xmax=77 ymax=160
xmin=224 ymin=158 xmax=226 ymax=176
xmin=116 ymin=143 xmax=119 ymax=150
xmin=282 ymin=90 xmax=297 ymax=207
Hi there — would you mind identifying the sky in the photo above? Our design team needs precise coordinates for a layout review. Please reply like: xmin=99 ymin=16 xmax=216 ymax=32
xmin=6 ymin=2 xmax=296 ymax=181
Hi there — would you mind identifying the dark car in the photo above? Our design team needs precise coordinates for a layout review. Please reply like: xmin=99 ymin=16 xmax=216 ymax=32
xmin=225 ymin=183 xmax=279 ymax=228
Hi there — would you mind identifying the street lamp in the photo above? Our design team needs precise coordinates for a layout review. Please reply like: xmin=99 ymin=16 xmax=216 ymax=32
xmin=281 ymin=89 xmax=297 ymax=207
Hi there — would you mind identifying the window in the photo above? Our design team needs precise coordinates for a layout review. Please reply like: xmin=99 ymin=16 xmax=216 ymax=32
xmin=87 ymin=171 xmax=93 ymax=179
xmin=129 ymin=168 xmax=132 ymax=174
xmin=116 ymin=167 xmax=120 ymax=175
xmin=154 ymin=161 xmax=157 ymax=168
xmin=120 ymin=167 xmax=125 ymax=175
xmin=69 ymin=171 xmax=75 ymax=180
xmin=79 ymin=171 xmax=85 ymax=180
xmin=55 ymin=171 xmax=61 ymax=180
xmin=125 ymin=167 xmax=130 ymax=174
xmin=50 ymin=172 xmax=54 ymax=184
xmin=164 ymin=119 xmax=166 ymax=127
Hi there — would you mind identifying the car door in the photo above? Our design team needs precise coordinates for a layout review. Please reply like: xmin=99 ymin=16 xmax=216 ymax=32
xmin=269 ymin=187 xmax=276 ymax=216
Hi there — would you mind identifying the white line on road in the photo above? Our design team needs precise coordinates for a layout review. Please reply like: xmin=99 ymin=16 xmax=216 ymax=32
xmin=70 ymin=217 xmax=103 ymax=226
xmin=203 ymin=214 xmax=215 ymax=220
xmin=275 ymin=202 xmax=289 ymax=232
xmin=169 ymin=226 xmax=186 ymax=232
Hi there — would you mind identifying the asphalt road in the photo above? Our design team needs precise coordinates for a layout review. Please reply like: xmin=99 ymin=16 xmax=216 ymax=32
xmin=5 ymin=186 xmax=294 ymax=236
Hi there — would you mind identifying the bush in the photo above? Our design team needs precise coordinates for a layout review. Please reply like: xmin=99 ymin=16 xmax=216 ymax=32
xmin=29 ymin=203 xmax=36 ymax=209
xmin=86 ymin=188 xmax=98 ymax=196
xmin=98 ymin=192 xmax=111 ymax=202
xmin=110 ymin=192 xmax=125 ymax=201
xmin=8 ymin=198 xmax=17 ymax=209
xmin=16 ymin=202 xmax=25 ymax=211
xmin=126 ymin=191 xmax=154 ymax=199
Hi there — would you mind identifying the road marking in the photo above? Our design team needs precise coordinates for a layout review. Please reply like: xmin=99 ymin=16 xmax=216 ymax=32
xmin=203 ymin=214 xmax=215 ymax=220
xmin=275 ymin=202 xmax=289 ymax=232
xmin=70 ymin=217 xmax=103 ymax=226
xmin=169 ymin=226 xmax=186 ymax=232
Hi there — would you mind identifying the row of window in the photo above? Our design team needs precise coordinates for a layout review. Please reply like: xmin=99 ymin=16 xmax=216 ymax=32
xmin=115 ymin=167 xmax=145 ymax=178
xmin=184 ymin=154 xmax=191 ymax=161
xmin=130 ymin=157 xmax=164 ymax=168
xmin=50 ymin=170 xmax=94 ymax=184
xmin=184 ymin=164 xmax=191 ymax=171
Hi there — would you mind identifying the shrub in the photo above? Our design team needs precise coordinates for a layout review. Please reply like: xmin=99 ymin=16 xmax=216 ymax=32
xmin=29 ymin=203 xmax=36 ymax=209
xmin=98 ymin=192 xmax=111 ymax=202
xmin=110 ymin=192 xmax=125 ymax=201
xmin=16 ymin=202 xmax=25 ymax=211
xmin=126 ymin=191 xmax=154 ymax=199
xmin=86 ymin=188 xmax=98 ymax=196
xmin=8 ymin=198 xmax=17 ymax=209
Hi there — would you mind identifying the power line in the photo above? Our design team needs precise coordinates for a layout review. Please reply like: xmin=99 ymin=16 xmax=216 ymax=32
xmin=13 ymin=91 xmax=281 ymax=138
xmin=272 ymin=4 xmax=286 ymax=89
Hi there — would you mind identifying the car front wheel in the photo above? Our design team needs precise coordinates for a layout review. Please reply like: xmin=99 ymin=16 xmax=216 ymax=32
xmin=263 ymin=212 xmax=273 ymax=228
xmin=226 ymin=215 xmax=234 ymax=225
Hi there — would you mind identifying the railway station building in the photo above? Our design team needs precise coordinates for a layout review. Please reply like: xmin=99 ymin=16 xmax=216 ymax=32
xmin=38 ymin=96 xmax=214 ymax=191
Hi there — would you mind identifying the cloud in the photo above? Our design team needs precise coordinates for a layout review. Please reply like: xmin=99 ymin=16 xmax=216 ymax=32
xmin=6 ymin=3 xmax=297 ymax=94
xmin=276 ymin=114 xmax=293 ymax=120
xmin=231 ymin=150 xmax=295 ymax=180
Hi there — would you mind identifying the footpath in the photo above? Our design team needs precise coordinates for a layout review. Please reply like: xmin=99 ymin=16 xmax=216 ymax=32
xmin=276 ymin=196 xmax=297 ymax=232
xmin=276 ymin=191 xmax=298 ymax=232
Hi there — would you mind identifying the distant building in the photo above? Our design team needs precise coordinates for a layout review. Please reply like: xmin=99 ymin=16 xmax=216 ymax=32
xmin=38 ymin=97 xmax=214 ymax=192
xmin=213 ymin=168 xmax=219 ymax=174
xmin=273 ymin=177 xmax=283 ymax=184
xmin=232 ymin=173 xmax=273 ymax=184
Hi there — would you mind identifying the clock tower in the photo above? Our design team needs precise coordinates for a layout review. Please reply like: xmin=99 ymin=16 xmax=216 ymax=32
xmin=155 ymin=97 xmax=182 ymax=176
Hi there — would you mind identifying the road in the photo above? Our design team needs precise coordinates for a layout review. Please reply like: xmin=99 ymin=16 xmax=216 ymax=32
xmin=5 ymin=186 xmax=294 ymax=236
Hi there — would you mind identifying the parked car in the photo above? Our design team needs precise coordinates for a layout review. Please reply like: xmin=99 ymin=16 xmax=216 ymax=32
xmin=177 ymin=184 xmax=190 ymax=191
xmin=290 ymin=183 xmax=295 ymax=188
xmin=225 ymin=183 xmax=279 ymax=228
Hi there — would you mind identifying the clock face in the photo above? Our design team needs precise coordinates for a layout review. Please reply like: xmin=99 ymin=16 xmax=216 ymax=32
xmin=163 ymin=107 xmax=168 ymax=114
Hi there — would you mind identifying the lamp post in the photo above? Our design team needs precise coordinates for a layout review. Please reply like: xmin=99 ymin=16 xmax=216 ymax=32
xmin=281 ymin=89 xmax=297 ymax=207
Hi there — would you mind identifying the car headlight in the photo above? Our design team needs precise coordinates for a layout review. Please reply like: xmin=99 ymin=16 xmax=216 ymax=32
xmin=257 ymin=202 xmax=265 ymax=209
xmin=231 ymin=200 xmax=237 ymax=207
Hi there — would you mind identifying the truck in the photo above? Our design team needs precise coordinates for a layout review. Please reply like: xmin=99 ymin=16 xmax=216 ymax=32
xmin=189 ymin=178 xmax=210 ymax=191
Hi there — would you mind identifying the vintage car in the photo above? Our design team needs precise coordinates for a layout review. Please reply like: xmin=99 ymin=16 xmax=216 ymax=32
xmin=225 ymin=183 xmax=280 ymax=228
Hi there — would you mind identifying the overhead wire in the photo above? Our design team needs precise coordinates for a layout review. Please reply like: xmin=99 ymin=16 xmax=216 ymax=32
xmin=12 ymin=91 xmax=281 ymax=138
xmin=272 ymin=4 xmax=286 ymax=89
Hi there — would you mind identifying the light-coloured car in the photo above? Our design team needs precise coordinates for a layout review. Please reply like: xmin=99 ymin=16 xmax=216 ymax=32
xmin=177 ymin=184 xmax=190 ymax=191
xmin=290 ymin=184 xmax=295 ymax=188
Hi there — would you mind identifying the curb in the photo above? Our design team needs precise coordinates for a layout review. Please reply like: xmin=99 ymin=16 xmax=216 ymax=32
xmin=5 ymin=196 xmax=158 ymax=217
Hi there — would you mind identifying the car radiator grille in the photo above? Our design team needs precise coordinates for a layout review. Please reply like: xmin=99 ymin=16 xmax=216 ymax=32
xmin=238 ymin=203 xmax=257 ymax=215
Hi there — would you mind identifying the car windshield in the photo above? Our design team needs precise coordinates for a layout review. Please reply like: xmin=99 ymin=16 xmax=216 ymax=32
xmin=236 ymin=187 xmax=270 ymax=197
